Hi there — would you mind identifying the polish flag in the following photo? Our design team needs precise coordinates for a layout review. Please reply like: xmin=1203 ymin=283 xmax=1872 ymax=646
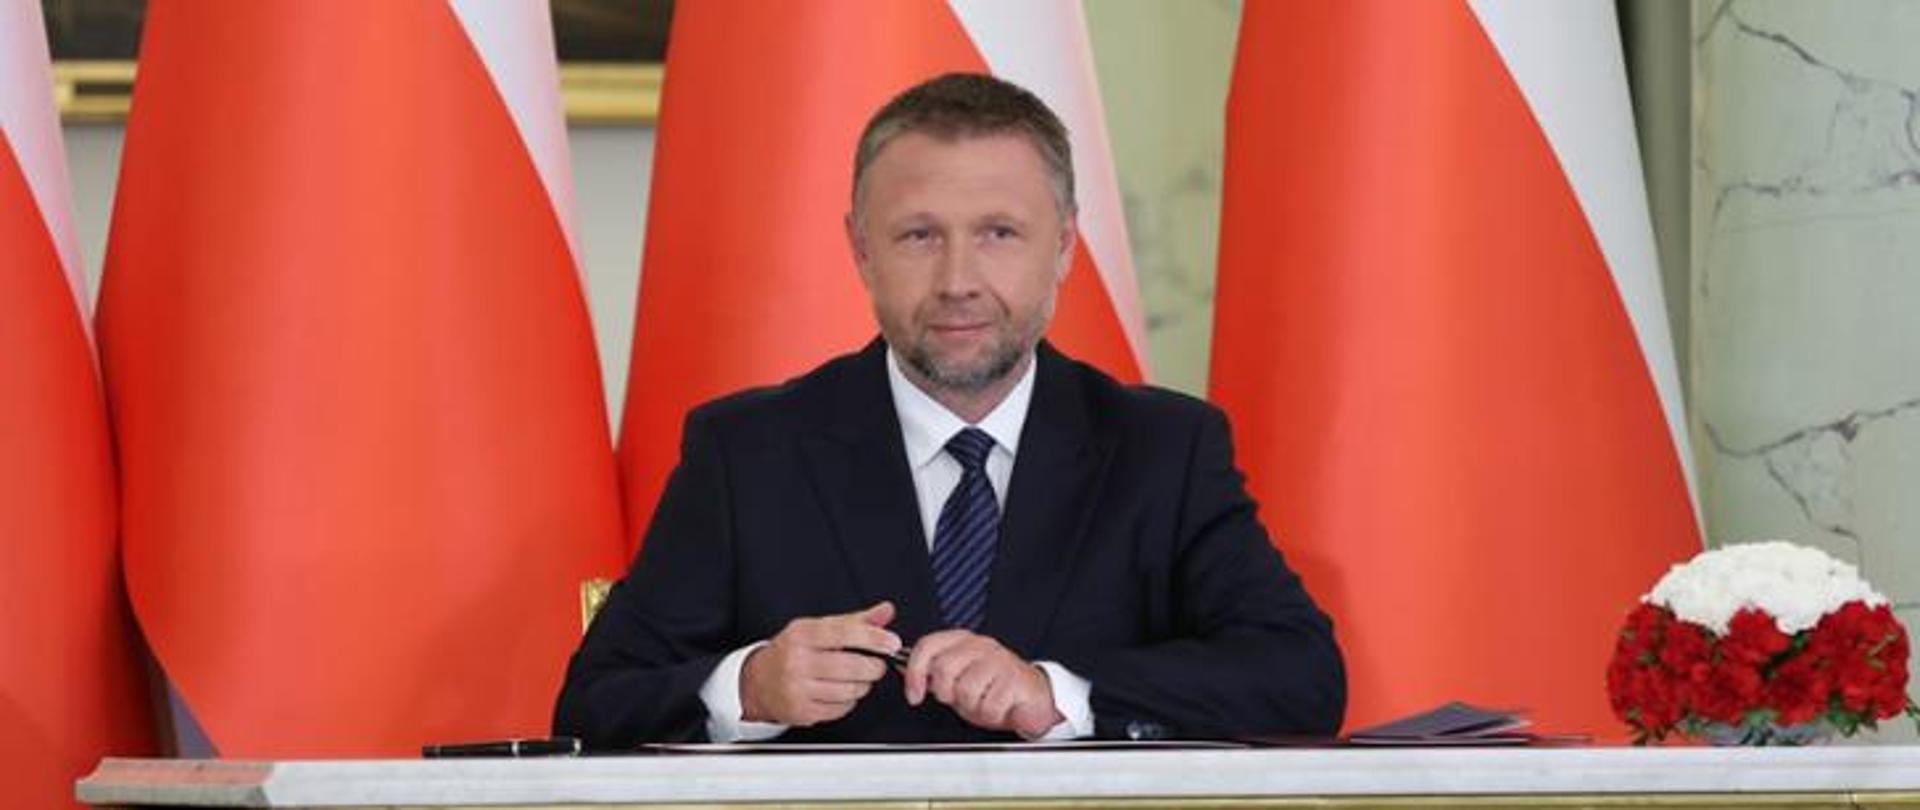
xmin=617 ymin=0 xmax=1146 ymax=543
xmin=0 ymin=0 xmax=155 ymax=803
xmin=98 ymin=1 xmax=625 ymax=756
xmin=1209 ymin=0 xmax=1700 ymax=736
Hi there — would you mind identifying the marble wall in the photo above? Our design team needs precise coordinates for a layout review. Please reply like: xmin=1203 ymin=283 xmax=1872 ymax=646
xmin=1083 ymin=0 xmax=1240 ymax=396
xmin=1692 ymin=0 xmax=1920 ymax=742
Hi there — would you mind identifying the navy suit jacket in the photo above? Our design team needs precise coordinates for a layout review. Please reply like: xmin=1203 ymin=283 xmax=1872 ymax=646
xmin=554 ymin=340 xmax=1344 ymax=745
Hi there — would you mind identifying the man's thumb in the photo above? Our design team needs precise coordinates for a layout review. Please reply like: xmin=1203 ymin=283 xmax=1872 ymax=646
xmin=857 ymin=600 xmax=896 ymax=628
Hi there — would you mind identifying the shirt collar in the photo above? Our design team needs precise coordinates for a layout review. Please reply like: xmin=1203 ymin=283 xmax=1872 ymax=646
xmin=886 ymin=347 xmax=1035 ymax=470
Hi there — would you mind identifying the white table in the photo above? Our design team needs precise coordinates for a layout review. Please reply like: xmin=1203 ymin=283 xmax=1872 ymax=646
xmin=79 ymin=745 xmax=1920 ymax=808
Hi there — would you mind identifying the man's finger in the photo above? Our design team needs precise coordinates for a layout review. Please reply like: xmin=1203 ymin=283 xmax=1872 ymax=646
xmin=808 ymin=678 xmax=872 ymax=705
xmin=947 ymin=653 xmax=996 ymax=714
xmin=801 ymin=697 xmax=858 ymax=726
xmin=962 ymin=673 xmax=999 ymax=718
xmin=927 ymin=648 xmax=972 ymax=705
xmin=794 ymin=614 xmax=900 ymax=655
xmin=854 ymin=600 xmax=896 ymax=628
xmin=903 ymin=630 xmax=971 ymax=705
xmin=982 ymin=681 xmax=1020 ymax=728
xmin=822 ymin=610 xmax=902 ymax=654
xmin=933 ymin=635 xmax=1002 ymax=704
xmin=815 ymin=650 xmax=888 ymax=683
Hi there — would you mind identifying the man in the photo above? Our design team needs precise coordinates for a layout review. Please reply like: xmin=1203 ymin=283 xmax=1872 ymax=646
xmin=554 ymin=73 xmax=1344 ymax=745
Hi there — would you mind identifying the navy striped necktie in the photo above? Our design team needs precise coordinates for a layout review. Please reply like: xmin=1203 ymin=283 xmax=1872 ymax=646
xmin=930 ymin=427 xmax=998 ymax=630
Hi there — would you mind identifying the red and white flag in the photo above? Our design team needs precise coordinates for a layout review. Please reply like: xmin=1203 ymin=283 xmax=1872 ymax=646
xmin=1 ymin=0 xmax=155 ymax=803
xmin=617 ymin=0 xmax=1146 ymax=543
xmin=1210 ymin=0 xmax=1700 ymax=737
xmin=99 ymin=0 xmax=625 ymax=756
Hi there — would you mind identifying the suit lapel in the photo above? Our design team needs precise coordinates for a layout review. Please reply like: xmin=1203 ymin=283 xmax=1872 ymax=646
xmin=799 ymin=340 xmax=943 ymax=641
xmin=984 ymin=344 xmax=1116 ymax=656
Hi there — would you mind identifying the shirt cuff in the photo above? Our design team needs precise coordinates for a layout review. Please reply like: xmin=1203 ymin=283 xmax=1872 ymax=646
xmin=698 ymin=641 xmax=788 ymax=742
xmin=1033 ymin=660 xmax=1094 ymax=740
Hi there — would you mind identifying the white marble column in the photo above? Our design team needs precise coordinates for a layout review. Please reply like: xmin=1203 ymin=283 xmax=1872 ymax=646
xmin=1692 ymin=0 xmax=1920 ymax=743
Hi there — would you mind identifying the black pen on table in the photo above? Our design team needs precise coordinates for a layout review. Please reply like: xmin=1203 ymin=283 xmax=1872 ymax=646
xmin=422 ymin=737 xmax=582 ymax=758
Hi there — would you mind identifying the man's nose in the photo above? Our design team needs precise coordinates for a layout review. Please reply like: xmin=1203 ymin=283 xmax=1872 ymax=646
xmin=931 ymin=242 xmax=983 ymax=298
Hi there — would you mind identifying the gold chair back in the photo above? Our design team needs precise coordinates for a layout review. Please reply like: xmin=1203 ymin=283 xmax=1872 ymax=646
xmin=579 ymin=578 xmax=614 ymax=632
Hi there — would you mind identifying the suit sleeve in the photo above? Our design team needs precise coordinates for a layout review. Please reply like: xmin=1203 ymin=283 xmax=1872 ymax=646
xmin=1057 ymin=406 xmax=1346 ymax=738
xmin=552 ymin=410 xmax=739 ymax=746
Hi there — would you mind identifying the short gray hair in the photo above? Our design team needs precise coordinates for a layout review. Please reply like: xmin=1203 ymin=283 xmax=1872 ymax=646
xmin=851 ymin=73 xmax=1075 ymax=219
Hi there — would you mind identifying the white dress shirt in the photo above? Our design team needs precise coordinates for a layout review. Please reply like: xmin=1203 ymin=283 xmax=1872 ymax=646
xmin=697 ymin=349 xmax=1094 ymax=741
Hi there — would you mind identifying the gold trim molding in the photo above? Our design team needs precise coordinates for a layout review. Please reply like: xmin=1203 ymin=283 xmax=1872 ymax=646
xmin=53 ymin=60 xmax=662 ymax=125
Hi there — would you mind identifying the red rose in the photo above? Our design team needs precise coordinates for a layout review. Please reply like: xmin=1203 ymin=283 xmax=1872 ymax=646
xmin=1696 ymin=661 xmax=1760 ymax=724
xmin=1640 ymin=670 xmax=1680 ymax=729
xmin=1661 ymin=621 xmax=1711 ymax=671
xmin=1764 ymin=655 xmax=1831 ymax=726
xmin=1837 ymin=657 xmax=1879 ymax=713
xmin=1870 ymin=678 xmax=1909 ymax=718
xmin=1697 ymin=660 xmax=1758 ymax=725
xmin=1723 ymin=609 xmax=1791 ymax=667
xmin=1609 ymin=605 xmax=1688 ymax=735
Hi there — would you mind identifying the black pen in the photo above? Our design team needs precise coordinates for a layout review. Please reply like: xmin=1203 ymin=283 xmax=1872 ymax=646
xmin=837 ymin=645 xmax=912 ymax=668
xmin=422 ymin=737 xmax=582 ymax=758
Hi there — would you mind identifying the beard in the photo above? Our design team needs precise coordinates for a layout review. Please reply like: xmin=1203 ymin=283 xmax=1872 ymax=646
xmin=902 ymin=330 xmax=1026 ymax=393
xmin=899 ymin=306 xmax=1044 ymax=394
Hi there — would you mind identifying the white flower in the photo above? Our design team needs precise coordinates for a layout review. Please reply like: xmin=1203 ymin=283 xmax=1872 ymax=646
xmin=1644 ymin=540 xmax=1887 ymax=635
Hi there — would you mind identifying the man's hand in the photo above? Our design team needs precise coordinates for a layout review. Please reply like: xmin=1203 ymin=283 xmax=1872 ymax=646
xmin=904 ymin=629 xmax=1064 ymax=739
xmin=740 ymin=601 xmax=900 ymax=726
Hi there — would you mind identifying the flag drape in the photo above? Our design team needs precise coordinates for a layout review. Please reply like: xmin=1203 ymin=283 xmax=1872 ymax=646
xmin=99 ymin=0 xmax=624 ymax=757
xmin=1210 ymin=0 xmax=1699 ymax=737
xmin=0 ymin=0 xmax=155 ymax=803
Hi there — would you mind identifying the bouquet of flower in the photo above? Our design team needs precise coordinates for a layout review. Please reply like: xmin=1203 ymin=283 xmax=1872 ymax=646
xmin=1607 ymin=541 xmax=1919 ymax=745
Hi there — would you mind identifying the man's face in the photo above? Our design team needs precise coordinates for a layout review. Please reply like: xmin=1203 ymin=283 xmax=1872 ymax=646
xmin=847 ymin=131 xmax=1074 ymax=393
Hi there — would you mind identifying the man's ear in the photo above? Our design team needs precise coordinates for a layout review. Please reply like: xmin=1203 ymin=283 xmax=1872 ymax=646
xmin=845 ymin=211 xmax=873 ymax=284
xmin=1055 ymin=210 xmax=1078 ymax=281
